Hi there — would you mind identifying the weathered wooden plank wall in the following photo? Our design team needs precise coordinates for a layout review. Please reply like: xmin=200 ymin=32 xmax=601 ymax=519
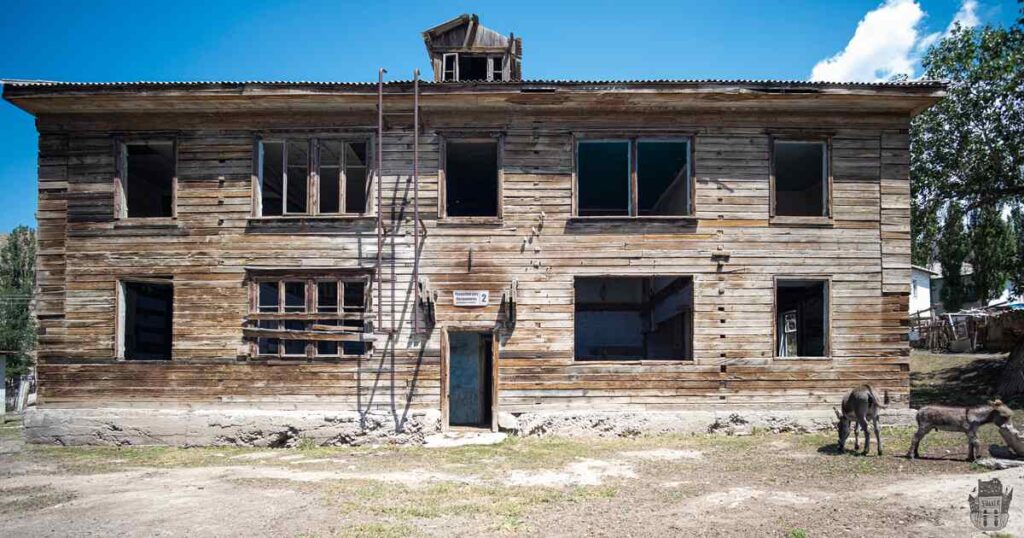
xmin=33 ymin=107 xmax=911 ymax=411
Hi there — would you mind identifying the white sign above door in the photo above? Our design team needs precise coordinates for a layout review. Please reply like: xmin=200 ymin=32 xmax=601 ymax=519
xmin=453 ymin=290 xmax=489 ymax=307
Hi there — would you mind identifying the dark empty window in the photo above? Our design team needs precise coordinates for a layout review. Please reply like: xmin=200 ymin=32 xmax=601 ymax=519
xmin=444 ymin=139 xmax=499 ymax=218
xmin=122 ymin=280 xmax=173 ymax=360
xmin=458 ymin=55 xmax=490 ymax=81
xmin=578 ymin=141 xmax=630 ymax=216
xmin=122 ymin=141 xmax=174 ymax=218
xmin=773 ymin=141 xmax=828 ymax=217
xmin=574 ymin=276 xmax=693 ymax=361
xmin=637 ymin=141 xmax=690 ymax=216
xmin=344 ymin=142 xmax=368 ymax=213
xmin=260 ymin=141 xmax=285 ymax=216
xmin=261 ymin=138 xmax=369 ymax=216
xmin=776 ymin=279 xmax=829 ymax=357
xmin=577 ymin=139 xmax=691 ymax=217
xmin=286 ymin=140 xmax=309 ymax=214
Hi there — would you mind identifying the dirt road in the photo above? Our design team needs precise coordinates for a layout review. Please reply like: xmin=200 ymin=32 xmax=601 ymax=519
xmin=2 ymin=417 xmax=1021 ymax=537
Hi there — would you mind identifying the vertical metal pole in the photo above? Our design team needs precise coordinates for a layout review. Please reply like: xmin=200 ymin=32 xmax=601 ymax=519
xmin=413 ymin=69 xmax=421 ymax=335
xmin=376 ymin=68 xmax=385 ymax=330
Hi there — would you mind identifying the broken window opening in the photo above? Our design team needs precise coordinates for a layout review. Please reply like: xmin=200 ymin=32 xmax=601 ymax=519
xmin=250 ymin=275 xmax=371 ymax=359
xmin=344 ymin=142 xmax=368 ymax=213
xmin=120 ymin=280 xmax=173 ymax=361
xmin=318 ymin=140 xmax=342 ymax=214
xmin=457 ymin=55 xmax=490 ymax=81
xmin=577 ymin=138 xmax=691 ymax=217
xmin=574 ymin=276 xmax=693 ymax=361
xmin=776 ymin=279 xmax=829 ymax=358
xmin=773 ymin=140 xmax=828 ymax=217
xmin=285 ymin=140 xmax=309 ymax=214
xmin=122 ymin=141 xmax=175 ymax=218
xmin=444 ymin=139 xmax=499 ymax=218
xmin=637 ymin=140 xmax=690 ymax=216
xmin=260 ymin=138 xmax=369 ymax=217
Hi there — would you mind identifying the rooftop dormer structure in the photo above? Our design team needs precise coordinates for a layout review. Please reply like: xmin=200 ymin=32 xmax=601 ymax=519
xmin=423 ymin=14 xmax=522 ymax=82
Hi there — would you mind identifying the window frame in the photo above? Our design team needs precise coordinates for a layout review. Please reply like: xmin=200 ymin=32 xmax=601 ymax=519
xmin=442 ymin=53 xmax=458 ymax=81
xmin=246 ymin=273 xmax=373 ymax=360
xmin=571 ymin=274 xmax=695 ymax=364
xmin=114 ymin=137 xmax=178 ymax=221
xmin=253 ymin=135 xmax=373 ymax=218
xmin=768 ymin=135 xmax=833 ymax=223
xmin=437 ymin=133 xmax=504 ymax=223
xmin=572 ymin=134 xmax=695 ymax=219
xmin=771 ymin=275 xmax=832 ymax=360
xmin=115 ymin=276 xmax=174 ymax=361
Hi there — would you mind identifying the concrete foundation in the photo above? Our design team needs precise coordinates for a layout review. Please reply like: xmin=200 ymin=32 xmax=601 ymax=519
xmin=24 ymin=407 xmax=443 ymax=447
xmin=23 ymin=406 xmax=918 ymax=446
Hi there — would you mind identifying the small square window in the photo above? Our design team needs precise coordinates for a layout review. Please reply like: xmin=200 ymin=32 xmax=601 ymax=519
xmin=121 ymin=141 xmax=175 ymax=218
xmin=773 ymin=141 xmax=828 ymax=217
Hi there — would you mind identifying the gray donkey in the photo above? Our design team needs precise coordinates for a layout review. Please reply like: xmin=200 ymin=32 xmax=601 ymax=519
xmin=835 ymin=385 xmax=885 ymax=455
xmin=908 ymin=400 xmax=1014 ymax=461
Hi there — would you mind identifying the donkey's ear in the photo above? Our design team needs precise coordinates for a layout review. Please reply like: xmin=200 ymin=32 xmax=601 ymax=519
xmin=834 ymin=407 xmax=842 ymax=420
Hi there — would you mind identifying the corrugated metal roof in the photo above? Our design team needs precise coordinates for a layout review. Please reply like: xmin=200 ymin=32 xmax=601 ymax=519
xmin=1 ymin=78 xmax=946 ymax=89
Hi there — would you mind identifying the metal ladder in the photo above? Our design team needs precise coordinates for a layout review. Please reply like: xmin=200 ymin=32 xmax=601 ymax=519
xmin=376 ymin=69 xmax=422 ymax=335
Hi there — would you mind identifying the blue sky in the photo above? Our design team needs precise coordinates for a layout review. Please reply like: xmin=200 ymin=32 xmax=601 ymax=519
xmin=0 ymin=0 xmax=1018 ymax=231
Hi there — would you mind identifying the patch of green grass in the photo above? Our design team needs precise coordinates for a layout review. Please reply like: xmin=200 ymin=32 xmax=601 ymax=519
xmin=0 ymin=485 xmax=76 ymax=515
xmin=337 ymin=522 xmax=417 ymax=538
xmin=785 ymin=529 xmax=808 ymax=538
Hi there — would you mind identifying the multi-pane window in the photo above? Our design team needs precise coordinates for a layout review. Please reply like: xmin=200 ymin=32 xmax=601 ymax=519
xmin=248 ymin=275 xmax=371 ymax=358
xmin=441 ymin=53 xmax=506 ymax=81
xmin=258 ymin=138 xmax=369 ymax=217
xmin=576 ymin=138 xmax=692 ymax=217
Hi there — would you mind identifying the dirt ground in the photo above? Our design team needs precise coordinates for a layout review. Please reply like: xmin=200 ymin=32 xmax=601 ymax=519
xmin=3 ymin=350 xmax=1024 ymax=537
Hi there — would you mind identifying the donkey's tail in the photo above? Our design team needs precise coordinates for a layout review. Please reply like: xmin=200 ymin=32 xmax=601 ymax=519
xmin=866 ymin=384 xmax=887 ymax=409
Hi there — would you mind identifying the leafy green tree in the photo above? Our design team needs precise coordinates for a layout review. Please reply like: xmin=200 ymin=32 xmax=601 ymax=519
xmin=938 ymin=203 xmax=969 ymax=312
xmin=0 ymin=226 xmax=36 ymax=377
xmin=969 ymin=206 xmax=1015 ymax=304
xmin=911 ymin=16 xmax=1024 ymax=266
xmin=1011 ymin=206 xmax=1024 ymax=298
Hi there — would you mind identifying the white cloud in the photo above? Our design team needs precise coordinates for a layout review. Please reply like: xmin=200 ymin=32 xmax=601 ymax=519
xmin=949 ymin=0 xmax=980 ymax=30
xmin=810 ymin=0 xmax=981 ymax=82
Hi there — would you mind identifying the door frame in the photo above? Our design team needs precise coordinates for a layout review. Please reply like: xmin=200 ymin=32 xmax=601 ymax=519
xmin=440 ymin=327 xmax=499 ymax=432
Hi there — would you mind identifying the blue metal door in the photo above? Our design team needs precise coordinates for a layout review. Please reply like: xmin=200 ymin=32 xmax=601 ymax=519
xmin=448 ymin=332 xmax=490 ymax=426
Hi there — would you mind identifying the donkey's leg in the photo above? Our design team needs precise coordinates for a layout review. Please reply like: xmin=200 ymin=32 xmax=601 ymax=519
xmin=854 ymin=421 xmax=860 ymax=451
xmin=873 ymin=416 xmax=883 ymax=456
xmin=908 ymin=426 xmax=928 ymax=459
xmin=858 ymin=417 xmax=871 ymax=455
xmin=967 ymin=428 xmax=981 ymax=461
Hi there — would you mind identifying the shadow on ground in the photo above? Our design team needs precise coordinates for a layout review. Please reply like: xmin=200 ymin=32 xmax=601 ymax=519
xmin=909 ymin=352 xmax=1020 ymax=408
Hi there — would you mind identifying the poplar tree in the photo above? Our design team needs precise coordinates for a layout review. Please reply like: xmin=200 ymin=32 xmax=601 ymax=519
xmin=0 ymin=226 xmax=36 ymax=377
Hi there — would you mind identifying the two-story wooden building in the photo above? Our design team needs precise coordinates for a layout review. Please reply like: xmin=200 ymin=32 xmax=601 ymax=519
xmin=4 ymin=15 xmax=944 ymax=445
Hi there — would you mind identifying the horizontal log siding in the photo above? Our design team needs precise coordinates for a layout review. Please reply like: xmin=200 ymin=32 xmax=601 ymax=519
xmin=34 ymin=109 xmax=910 ymax=410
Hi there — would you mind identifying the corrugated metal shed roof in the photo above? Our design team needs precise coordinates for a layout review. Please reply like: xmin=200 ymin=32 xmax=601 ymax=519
xmin=1 ymin=78 xmax=946 ymax=89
